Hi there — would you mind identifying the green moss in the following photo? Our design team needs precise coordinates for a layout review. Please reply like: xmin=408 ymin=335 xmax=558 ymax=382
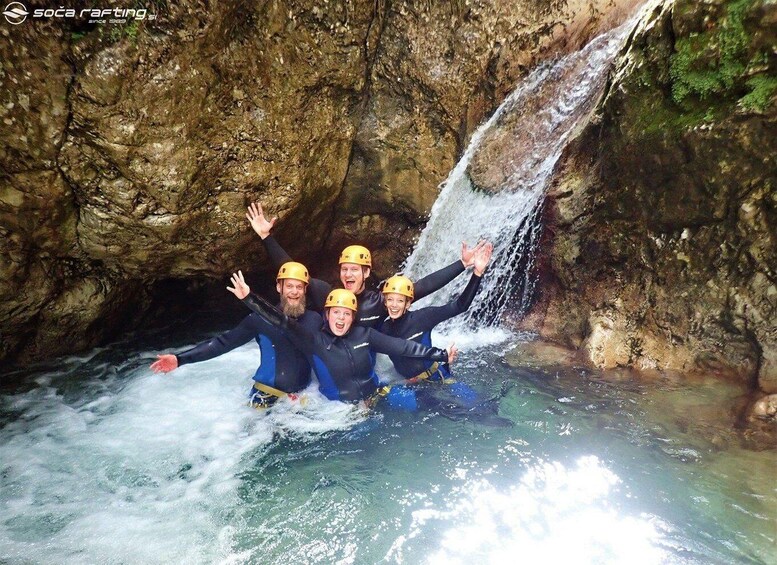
xmin=104 ymin=19 xmax=142 ymax=44
xmin=669 ymin=0 xmax=750 ymax=105
xmin=740 ymin=75 xmax=777 ymax=112
xmin=668 ymin=0 xmax=776 ymax=122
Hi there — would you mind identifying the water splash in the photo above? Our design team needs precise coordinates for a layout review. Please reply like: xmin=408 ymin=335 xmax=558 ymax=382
xmin=0 ymin=343 xmax=365 ymax=564
xmin=403 ymin=22 xmax=634 ymax=329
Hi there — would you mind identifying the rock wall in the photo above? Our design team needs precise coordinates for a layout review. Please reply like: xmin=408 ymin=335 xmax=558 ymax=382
xmin=525 ymin=0 xmax=776 ymax=410
xmin=0 ymin=0 xmax=632 ymax=367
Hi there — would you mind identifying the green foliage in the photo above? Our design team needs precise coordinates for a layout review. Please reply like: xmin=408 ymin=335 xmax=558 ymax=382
xmin=668 ymin=0 xmax=776 ymax=119
xmin=125 ymin=20 xmax=139 ymax=40
xmin=105 ymin=19 xmax=141 ymax=44
xmin=669 ymin=0 xmax=750 ymax=104
xmin=740 ymin=75 xmax=777 ymax=112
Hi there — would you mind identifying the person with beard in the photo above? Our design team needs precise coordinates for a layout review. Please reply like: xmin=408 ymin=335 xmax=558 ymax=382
xmin=228 ymin=274 xmax=457 ymax=404
xmin=150 ymin=262 xmax=321 ymax=408
xmin=246 ymin=202 xmax=484 ymax=329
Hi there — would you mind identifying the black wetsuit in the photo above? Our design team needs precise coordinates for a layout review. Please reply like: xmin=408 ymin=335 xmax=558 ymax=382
xmin=382 ymin=272 xmax=482 ymax=380
xmin=260 ymin=235 xmax=466 ymax=328
xmin=176 ymin=309 xmax=321 ymax=393
xmin=241 ymin=293 xmax=449 ymax=402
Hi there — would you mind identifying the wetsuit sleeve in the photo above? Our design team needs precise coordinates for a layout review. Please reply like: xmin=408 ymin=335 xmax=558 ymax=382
xmin=241 ymin=293 xmax=315 ymax=354
xmin=415 ymin=272 xmax=483 ymax=329
xmin=177 ymin=314 xmax=261 ymax=366
xmin=412 ymin=260 xmax=465 ymax=301
xmin=261 ymin=235 xmax=294 ymax=268
xmin=242 ymin=293 xmax=289 ymax=327
xmin=307 ymin=278 xmax=332 ymax=312
xmin=366 ymin=328 xmax=448 ymax=362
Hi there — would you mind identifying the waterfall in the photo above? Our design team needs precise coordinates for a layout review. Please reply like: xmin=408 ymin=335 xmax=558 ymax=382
xmin=402 ymin=20 xmax=636 ymax=329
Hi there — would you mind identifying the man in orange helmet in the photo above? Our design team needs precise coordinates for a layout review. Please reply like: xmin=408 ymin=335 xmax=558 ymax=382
xmin=150 ymin=262 xmax=320 ymax=409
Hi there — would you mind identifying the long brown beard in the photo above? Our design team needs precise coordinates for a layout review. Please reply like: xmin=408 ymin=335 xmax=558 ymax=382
xmin=281 ymin=294 xmax=306 ymax=318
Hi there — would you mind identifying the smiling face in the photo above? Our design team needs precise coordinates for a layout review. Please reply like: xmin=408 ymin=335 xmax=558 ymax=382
xmin=277 ymin=279 xmax=307 ymax=317
xmin=326 ymin=306 xmax=354 ymax=336
xmin=384 ymin=293 xmax=410 ymax=320
xmin=339 ymin=263 xmax=369 ymax=294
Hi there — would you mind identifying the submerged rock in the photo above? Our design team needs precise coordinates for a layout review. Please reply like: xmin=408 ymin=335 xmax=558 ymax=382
xmin=750 ymin=394 xmax=777 ymax=421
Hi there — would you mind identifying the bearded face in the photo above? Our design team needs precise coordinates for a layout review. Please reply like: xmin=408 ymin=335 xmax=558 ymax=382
xmin=277 ymin=278 xmax=307 ymax=318
xmin=281 ymin=292 xmax=306 ymax=318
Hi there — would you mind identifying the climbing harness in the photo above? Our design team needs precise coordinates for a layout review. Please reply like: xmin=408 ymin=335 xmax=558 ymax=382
xmin=249 ymin=382 xmax=287 ymax=409
xmin=405 ymin=362 xmax=455 ymax=385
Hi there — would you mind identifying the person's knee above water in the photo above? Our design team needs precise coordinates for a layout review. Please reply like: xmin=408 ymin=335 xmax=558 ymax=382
xmin=150 ymin=262 xmax=321 ymax=409
xmin=233 ymin=282 xmax=458 ymax=404
xmin=246 ymin=201 xmax=482 ymax=329
xmin=380 ymin=241 xmax=494 ymax=385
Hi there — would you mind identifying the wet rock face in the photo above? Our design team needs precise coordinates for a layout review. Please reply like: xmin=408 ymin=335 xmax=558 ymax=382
xmin=0 ymin=0 xmax=629 ymax=366
xmin=530 ymin=0 xmax=777 ymax=400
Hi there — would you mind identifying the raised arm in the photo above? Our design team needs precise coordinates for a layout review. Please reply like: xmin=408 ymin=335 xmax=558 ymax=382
xmin=247 ymin=203 xmax=293 ymax=265
xmin=150 ymin=314 xmax=267 ymax=374
xmin=412 ymin=240 xmax=487 ymax=300
xmin=366 ymin=328 xmax=457 ymax=364
xmin=406 ymin=242 xmax=492 ymax=331
xmin=246 ymin=202 xmax=331 ymax=310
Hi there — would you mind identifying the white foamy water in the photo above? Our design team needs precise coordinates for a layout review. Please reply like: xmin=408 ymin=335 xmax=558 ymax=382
xmin=403 ymin=21 xmax=635 ymax=328
xmin=0 ymin=343 xmax=365 ymax=564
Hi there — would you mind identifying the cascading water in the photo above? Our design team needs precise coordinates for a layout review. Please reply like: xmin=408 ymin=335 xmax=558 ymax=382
xmin=403 ymin=22 xmax=633 ymax=328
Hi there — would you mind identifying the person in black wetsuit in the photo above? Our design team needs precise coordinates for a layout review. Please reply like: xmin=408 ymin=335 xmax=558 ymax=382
xmin=150 ymin=262 xmax=321 ymax=409
xmin=227 ymin=273 xmax=458 ymax=404
xmin=381 ymin=241 xmax=493 ymax=385
xmin=245 ymin=202 xmax=486 ymax=329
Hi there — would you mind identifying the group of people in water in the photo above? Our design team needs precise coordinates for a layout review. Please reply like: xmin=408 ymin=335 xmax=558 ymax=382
xmin=151 ymin=203 xmax=493 ymax=413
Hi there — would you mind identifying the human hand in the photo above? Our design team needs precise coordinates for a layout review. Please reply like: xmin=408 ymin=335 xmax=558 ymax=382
xmin=246 ymin=202 xmax=276 ymax=239
xmin=150 ymin=354 xmax=178 ymax=373
xmin=461 ymin=240 xmax=487 ymax=268
xmin=227 ymin=270 xmax=250 ymax=299
xmin=446 ymin=343 xmax=458 ymax=365
xmin=473 ymin=241 xmax=493 ymax=276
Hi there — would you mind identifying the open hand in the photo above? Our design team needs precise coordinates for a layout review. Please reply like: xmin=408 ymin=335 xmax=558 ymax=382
xmin=473 ymin=241 xmax=493 ymax=276
xmin=446 ymin=343 xmax=459 ymax=365
xmin=461 ymin=240 xmax=487 ymax=268
xmin=150 ymin=354 xmax=178 ymax=373
xmin=227 ymin=270 xmax=250 ymax=299
xmin=246 ymin=202 xmax=276 ymax=239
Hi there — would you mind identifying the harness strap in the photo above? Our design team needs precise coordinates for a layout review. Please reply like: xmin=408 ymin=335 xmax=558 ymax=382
xmin=405 ymin=362 xmax=438 ymax=384
xmin=252 ymin=381 xmax=288 ymax=399
xmin=364 ymin=385 xmax=392 ymax=409
xmin=249 ymin=382 xmax=288 ymax=410
xmin=405 ymin=362 xmax=456 ymax=385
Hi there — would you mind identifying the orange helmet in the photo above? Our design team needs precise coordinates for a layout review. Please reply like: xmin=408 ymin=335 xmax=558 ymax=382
xmin=381 ymin=275 xmax=414 ymax=300
xmin=325 ymin=289 xmax=358 ymax=311
xmin=339 ymin=245 xmax=372 ymax=267
xmin=276 ymin=262 xmax=310 ymax=284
